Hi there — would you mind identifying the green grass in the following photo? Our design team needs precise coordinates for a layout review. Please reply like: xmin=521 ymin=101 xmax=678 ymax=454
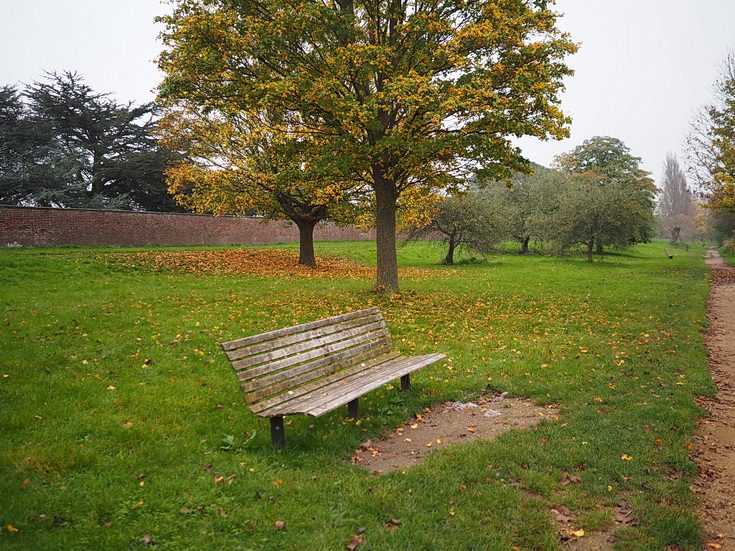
xmin=0 ymin=240 xmax=713 ymax=550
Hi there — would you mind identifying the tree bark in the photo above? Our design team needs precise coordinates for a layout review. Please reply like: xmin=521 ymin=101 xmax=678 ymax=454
xmin=586 ymin=240 xmax=594 ymax=263
xmin=295 ymin=219 xmax=318 ymax=267
xmin=520 ymin=235 xmax=530 ymax=254
xmin=669 ymin=225 xmax=681 ymax=245
xmin=443 ymin=238 xmax=457 ymax=265
xmin=374 ymin=178 xmax=399 ymax=293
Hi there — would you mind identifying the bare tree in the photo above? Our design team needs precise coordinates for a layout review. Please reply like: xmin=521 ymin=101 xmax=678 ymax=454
xmin=656 ymin=153 xmax=697 ymax=244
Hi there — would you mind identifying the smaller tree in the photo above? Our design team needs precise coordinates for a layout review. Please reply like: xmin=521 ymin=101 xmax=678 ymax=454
xmin=479 ymin=165 xmax=568 ymax=254
xmin=553 ymin=136 xmax=656 ymax=257
xmin=547 ymin=172 xmax=634 ymax=262
xmin=404 ymin=192 xmax=506 ymax=265
xmin=161 ymin=105 xmax=360 ymax=266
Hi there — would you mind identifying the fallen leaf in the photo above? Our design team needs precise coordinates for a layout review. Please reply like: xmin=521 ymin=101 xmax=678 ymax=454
xmin=346 ymin=534 xmax=364 ymax=550
xmin=621 ymin=454 xmax=633 ymax=461
xmin=559 ymin=473 xmax=581 ymax=485
xmin=385 ymin=518 xmax=402 ymax=530
xmin=274 ymin=520 xmax=286 ymax=530
xmin=6 ymin=525 xmax=19 ymax=533
xmin=140 ymin=534 xmax=154 ymax=545
xmin=569 ymin=528 xmax=585 ymax=537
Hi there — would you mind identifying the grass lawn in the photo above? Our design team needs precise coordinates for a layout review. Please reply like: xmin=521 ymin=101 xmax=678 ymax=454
xmin=0 ymin=240 xmax=714 ymax=550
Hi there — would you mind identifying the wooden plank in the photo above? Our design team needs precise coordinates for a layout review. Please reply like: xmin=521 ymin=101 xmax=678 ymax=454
xmin=225 ymin=313 xmax=385 ymax=362
xmin=302 ymin=354 xmax=446 ymax=417
xmin=248 ymin=349 xmax=402 ymax=412
xmin=264 ymin=353 xmax=446 ymax=417
xmin=264 ymin=355 xmax=422 ymax=416
xmin=229 ymin=321 xmax=388 ymax=372
xmin=239 ymin=335 xmax=394 ymax=389
xmin=221 ymin=307 xmax=381 ymax=351
xmin=234 ymin=327 xmax=391 ymax=381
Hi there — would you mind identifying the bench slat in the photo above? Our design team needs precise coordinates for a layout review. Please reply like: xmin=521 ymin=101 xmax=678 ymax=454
xmin=230 ymin=321 xmax=388 ymax=373
xmin=221 ymin=307 xmax=381 ymax=351
xmin=235 ymin=328 xmax=392 ymax=382
xmin=263 ymin=353 xmax=446 ymax=417
xmin=224 ymin=313 xmax=385 ymax=362
xmin=239 ymin=335 xmax=394 ymax=388
xmin=248 ymin=348 xmax=402 ymax=414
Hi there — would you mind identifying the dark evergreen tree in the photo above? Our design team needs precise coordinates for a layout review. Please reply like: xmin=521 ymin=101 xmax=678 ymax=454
xmin=0 ymin=72 xmax=181 ymax=211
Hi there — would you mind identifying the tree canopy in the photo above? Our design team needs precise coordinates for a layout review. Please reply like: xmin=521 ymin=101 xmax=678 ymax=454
xmin=687 ymin=49 xmax=735 ymax=213
xmin=157 ymin=0 xmax=577 ymax=292
xmin=0 ymin=72 xmax=180 ymax=211
xmin=553 ymin=136 xmax=657 ymax=257
xmin=160 ymin=105 xmax=361 ymax=266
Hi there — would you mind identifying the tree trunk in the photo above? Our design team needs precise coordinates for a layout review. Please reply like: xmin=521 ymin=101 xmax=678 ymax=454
xmin=586 ymin=240 xmax=594 ymax=263
xmin=443 ymin=238 xmax=457 ymax=265
xmin=520 ymin=236 xmax=530 ymax=254
xmin=374 ymin=178 xmax=399 ymax=293
xmin=668 ymin=225 xmax=681 ymax=245
xmin=295 ymin=219 xmax=318 ymax=267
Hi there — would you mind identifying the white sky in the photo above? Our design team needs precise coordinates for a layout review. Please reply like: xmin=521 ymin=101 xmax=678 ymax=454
xmin=1 ymin=0 xmax=734 ymax=184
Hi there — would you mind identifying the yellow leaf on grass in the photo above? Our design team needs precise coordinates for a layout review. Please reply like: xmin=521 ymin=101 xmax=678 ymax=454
xmin=569 ymin=529 xmax=585 ymax=537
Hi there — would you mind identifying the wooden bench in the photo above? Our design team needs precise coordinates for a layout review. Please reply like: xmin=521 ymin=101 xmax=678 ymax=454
xmin=221 ymin=307 xmax=446 ymax=449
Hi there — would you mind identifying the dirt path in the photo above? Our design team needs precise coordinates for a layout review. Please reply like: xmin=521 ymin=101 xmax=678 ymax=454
xmin=694 ymin=249 xmax=735 ymax=549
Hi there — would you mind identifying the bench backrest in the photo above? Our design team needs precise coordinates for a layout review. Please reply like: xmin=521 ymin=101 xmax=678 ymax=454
xmin=220 ymin=307 xmax=399 ymax=413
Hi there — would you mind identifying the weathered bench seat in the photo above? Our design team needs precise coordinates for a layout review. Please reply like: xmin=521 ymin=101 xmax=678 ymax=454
xmin=221 ymin=307 xmax=446 ymax=448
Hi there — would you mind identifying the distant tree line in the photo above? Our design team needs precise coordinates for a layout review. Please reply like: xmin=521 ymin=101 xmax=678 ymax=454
xmin=0 ymin=71 xmax=181 ymax=211
xmin=408 ymin=136 xmax=658 ymax=263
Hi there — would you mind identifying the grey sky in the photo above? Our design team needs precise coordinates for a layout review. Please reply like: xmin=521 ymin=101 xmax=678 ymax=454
xmin=1 ymin=0 xmax=734 ymax=183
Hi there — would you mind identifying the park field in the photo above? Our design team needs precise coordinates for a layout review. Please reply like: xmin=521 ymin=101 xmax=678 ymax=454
xmin=0 ymin=241 xmax=715 ymax=550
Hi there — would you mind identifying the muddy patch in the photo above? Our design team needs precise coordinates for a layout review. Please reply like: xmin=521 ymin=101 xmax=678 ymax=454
xmin=352 ymin=394 xmax=559 ymax=473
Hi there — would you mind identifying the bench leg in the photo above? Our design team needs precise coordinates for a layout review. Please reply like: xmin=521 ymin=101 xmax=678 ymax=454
xmin=401 ymin=374 xmax=411 ymax=392
xmin=348 ymin=399 xmax=360 ymax=419
xmin=270 ymin=416 xmax=285 ymax=450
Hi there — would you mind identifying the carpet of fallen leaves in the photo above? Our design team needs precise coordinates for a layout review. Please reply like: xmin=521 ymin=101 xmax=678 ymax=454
xmin=99 ymin=249 xmax=435 ymax=280
xmin=710 ymin=267 xmax=735 ymax=285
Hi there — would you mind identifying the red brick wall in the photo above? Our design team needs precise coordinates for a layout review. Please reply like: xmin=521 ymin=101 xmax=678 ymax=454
xmin=0 ymin=206 xmax=376 ymax=247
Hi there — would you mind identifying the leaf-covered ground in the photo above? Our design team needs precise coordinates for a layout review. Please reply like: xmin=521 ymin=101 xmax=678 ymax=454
xmin=99 ymin=249 xmax=434 ymax=280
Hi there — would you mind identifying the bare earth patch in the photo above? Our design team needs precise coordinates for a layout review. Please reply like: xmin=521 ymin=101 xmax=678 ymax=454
xmin=352 ymin=395 xmax=624 ymax=550
xmin=352 ymin=394 xmax=559 ymax=473
xmin=693 ymin=249 xmax=735 ymax=549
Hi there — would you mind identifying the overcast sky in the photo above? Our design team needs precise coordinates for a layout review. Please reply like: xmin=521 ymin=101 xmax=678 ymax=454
xmin=1 ymin=0 xmax=734 ymax=183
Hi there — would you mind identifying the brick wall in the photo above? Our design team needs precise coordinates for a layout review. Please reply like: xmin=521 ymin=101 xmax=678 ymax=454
xmin=0 ymin=206 xmax=375 ymax=247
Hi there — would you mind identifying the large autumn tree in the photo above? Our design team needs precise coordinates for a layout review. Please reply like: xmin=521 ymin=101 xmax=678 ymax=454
xmin=157 ymin=0 xmax=577 ymax=292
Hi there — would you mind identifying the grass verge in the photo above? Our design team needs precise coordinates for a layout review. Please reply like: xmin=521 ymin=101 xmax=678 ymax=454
xmin=0 ymin=240 xmax=713 ymax=550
